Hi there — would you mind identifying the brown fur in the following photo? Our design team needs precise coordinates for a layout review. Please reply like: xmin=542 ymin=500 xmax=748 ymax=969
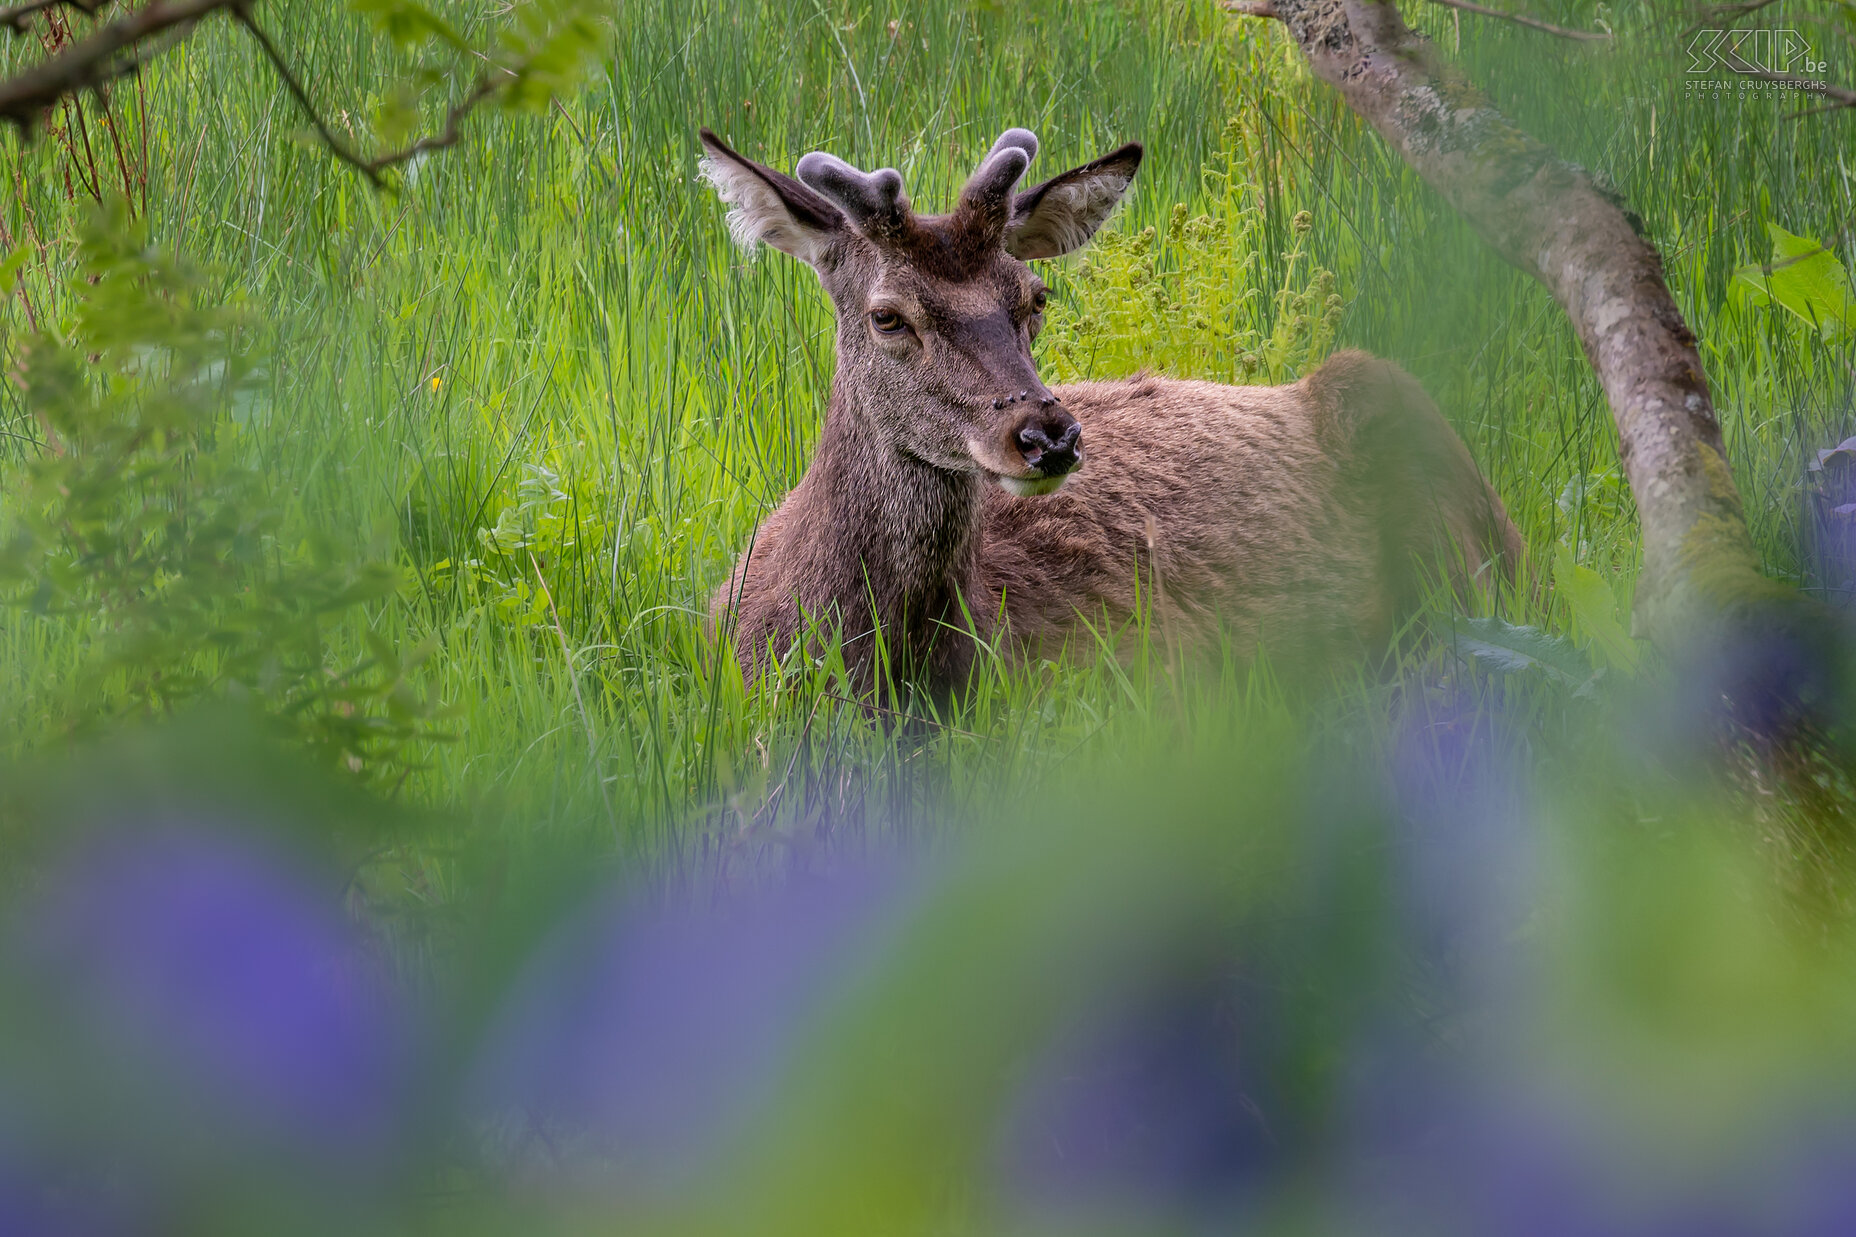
xmin=716 ymin=352 xmax=1523 ymax=693
xmin=696 ymin=128 xmax=1522 ymax=697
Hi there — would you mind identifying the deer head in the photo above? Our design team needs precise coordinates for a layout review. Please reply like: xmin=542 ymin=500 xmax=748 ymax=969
xmin=699 ymin=127 xmax=1141 ymax=497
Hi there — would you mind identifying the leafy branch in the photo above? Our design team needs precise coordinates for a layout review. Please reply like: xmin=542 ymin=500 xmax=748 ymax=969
xmin=228 ymin=6 xmax=501 ymax=189
xmin=0 ymin=0 xmax=604 ymax=189
xmin=0 ymin=202 xmax=447 ymax=775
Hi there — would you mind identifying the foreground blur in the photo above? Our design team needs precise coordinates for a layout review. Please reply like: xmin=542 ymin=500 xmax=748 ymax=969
xmin=4 ymin=690 xmax=1856 ymax=1237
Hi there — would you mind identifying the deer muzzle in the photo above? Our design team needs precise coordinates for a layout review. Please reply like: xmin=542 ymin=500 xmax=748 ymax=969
xmin=985 ymin=396 xmax=1081 ymax=497
xmin=1016 ymin=418 xmax=1081 ymax=476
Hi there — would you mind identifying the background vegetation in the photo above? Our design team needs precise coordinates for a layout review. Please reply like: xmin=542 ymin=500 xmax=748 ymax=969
xmin=3 ymin=2 xmax=1856 ymax=1228
xmin=7 ymin=0 xmax=1851 ymax=857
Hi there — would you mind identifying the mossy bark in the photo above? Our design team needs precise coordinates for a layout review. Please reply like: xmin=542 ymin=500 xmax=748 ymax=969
xmin=1252 ymin=0 xmax=1775 ymax=646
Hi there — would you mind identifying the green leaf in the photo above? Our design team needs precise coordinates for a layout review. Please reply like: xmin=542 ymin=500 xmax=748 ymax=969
xmin=495 ymin=3 xmax=604 ymax=114
xmin=346 ymin=0 xmax=472 ymax=52
xmin=375 ymin=84 xmax=421 ymax=150
xmin=1452 ymin=616 xmax=1599 ymax=693
xmin=1556 ymin=467 xmax=1628 ymax=526
xmin=0 ymin=243 xmax=29 ymax=297
xmin=1553 ymin=542 xmax=1640 ymax=675
xmin=317 ymin=563 xmax=405 ymax=612
xmin=1731 ymin=223 xmax=1854 ymax=340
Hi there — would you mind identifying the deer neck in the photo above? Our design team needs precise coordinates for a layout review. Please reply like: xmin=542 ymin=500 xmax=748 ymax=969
xmin=802 ymin=380 xmax=986 ymax=634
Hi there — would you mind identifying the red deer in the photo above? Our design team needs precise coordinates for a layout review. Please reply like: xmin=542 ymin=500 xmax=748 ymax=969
xmin=699 ymin=127 xmax=1522 ymax=697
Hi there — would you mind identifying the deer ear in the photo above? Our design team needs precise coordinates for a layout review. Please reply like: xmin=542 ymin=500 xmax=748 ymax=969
xmin=1004 ymin=142 xmax=1142 ymax=260
xmin=698 ymin=128 xmax=844 ymax=265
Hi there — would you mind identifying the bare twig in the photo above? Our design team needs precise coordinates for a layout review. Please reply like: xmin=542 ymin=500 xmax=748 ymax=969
xmin=228 ymin=7 xmax=381 ymax=186
xmin=360 ymin=74 xmax=500 ymax=172
xmin=1792 ymin=95 xmax=1856 ymax=120
xmin=1686 ymin=0 xmax=1783 ymax=36
xmin=231 ymin=7 xmax=502 ymax=187
xmin=0 ymin=0 xmax=229 ymax=133
xmin=1424 ymin=0 xmax=1609 ymax=41
xmin=1735 ymin=68 xmax=1856 ymax=119
xmin=1228 ymin=0 xmax=1607 ymax=38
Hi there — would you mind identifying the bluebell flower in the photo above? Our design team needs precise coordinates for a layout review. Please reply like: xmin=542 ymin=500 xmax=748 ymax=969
xmin=991 ymin=971 xmax=1278 ymax=1227
xmin=469 ymin=867 xmax=903 ymax=1196
xmin=1386 ymin=690 xmax=1537 ymax=1008
xmin=13 ymin=823 xmax=411 ymax=1176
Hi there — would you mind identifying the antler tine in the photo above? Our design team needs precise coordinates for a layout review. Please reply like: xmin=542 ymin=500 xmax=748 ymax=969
xmin=961 ymin=127 xmax=1037 ymax=214
xmin=795 ymin=151 xmax=909 ymax=234
xmin=983 ymin=127 xmax=1038 ymax=166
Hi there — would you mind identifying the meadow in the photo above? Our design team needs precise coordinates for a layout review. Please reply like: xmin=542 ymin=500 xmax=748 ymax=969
xmin=3 ymin=0 xmax=1851 ymax=847
xmin=4 ymin=0 xmax=1856 ymax=1231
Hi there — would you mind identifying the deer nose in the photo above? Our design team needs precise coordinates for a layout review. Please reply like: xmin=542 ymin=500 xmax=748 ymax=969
xmin=1014 ymin=409 xmax=1082 ymax=478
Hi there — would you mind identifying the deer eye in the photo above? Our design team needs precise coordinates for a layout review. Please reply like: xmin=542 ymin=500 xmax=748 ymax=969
xmin=869 ymin=308 xmax=909 ymax=334
xmin=1030 ymin=289 xmax=1048 ymax=314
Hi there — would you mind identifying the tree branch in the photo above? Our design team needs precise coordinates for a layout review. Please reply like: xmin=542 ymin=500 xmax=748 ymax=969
xmin=358 ymin=74 xmax=500 ymax=173
xmin=0 ymin=0 xmax=113 ymax=36
xmin=232 ymin=7 xmax=504 ymax=187
xmin=1686 ymin=0 xmax=1783 ymax=36
xmin=0 ymin=0 xmax=230 ymax=133
xmin=1230 ymin=0 xmax=1611 ymax=40
xmin=3 ymin=0 xmax=520 ymax=190
xmin=1738 ymin=68 xmax=1856 ymax=119
xmin=228 ymin=6 xmax=383 ymax=187
xmin=1424 ymin=0 xmax=1610 ymax=42
xmin=1228 ymin=0 xmax=1773 ymax=646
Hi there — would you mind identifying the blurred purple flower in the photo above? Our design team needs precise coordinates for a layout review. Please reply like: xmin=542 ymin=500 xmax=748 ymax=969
xmin=1341 ymin=1060 xmax=1856 ymax=1237
xmin=1388 ymin=692 xmax=1536 ymax=1004
xmin=1768 ymin=1134 xmax=1856 ymax=1236
xmin=992 ymin=974 xmax=1277 ymax=1226
xmin=0 ymin=1128 xmax=148 ymax=1237
xmin=15 ymin=824 xmax=410 ymax=1171
xmin=469 ymin=867 xmax=903 ymax=1193
xmin=1341 ymin=1066 xmax=1624 ymax=1237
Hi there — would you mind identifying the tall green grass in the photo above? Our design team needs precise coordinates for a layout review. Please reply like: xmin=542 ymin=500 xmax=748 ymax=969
xmin=1 ymin=0 xmax=1852 ymax=875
